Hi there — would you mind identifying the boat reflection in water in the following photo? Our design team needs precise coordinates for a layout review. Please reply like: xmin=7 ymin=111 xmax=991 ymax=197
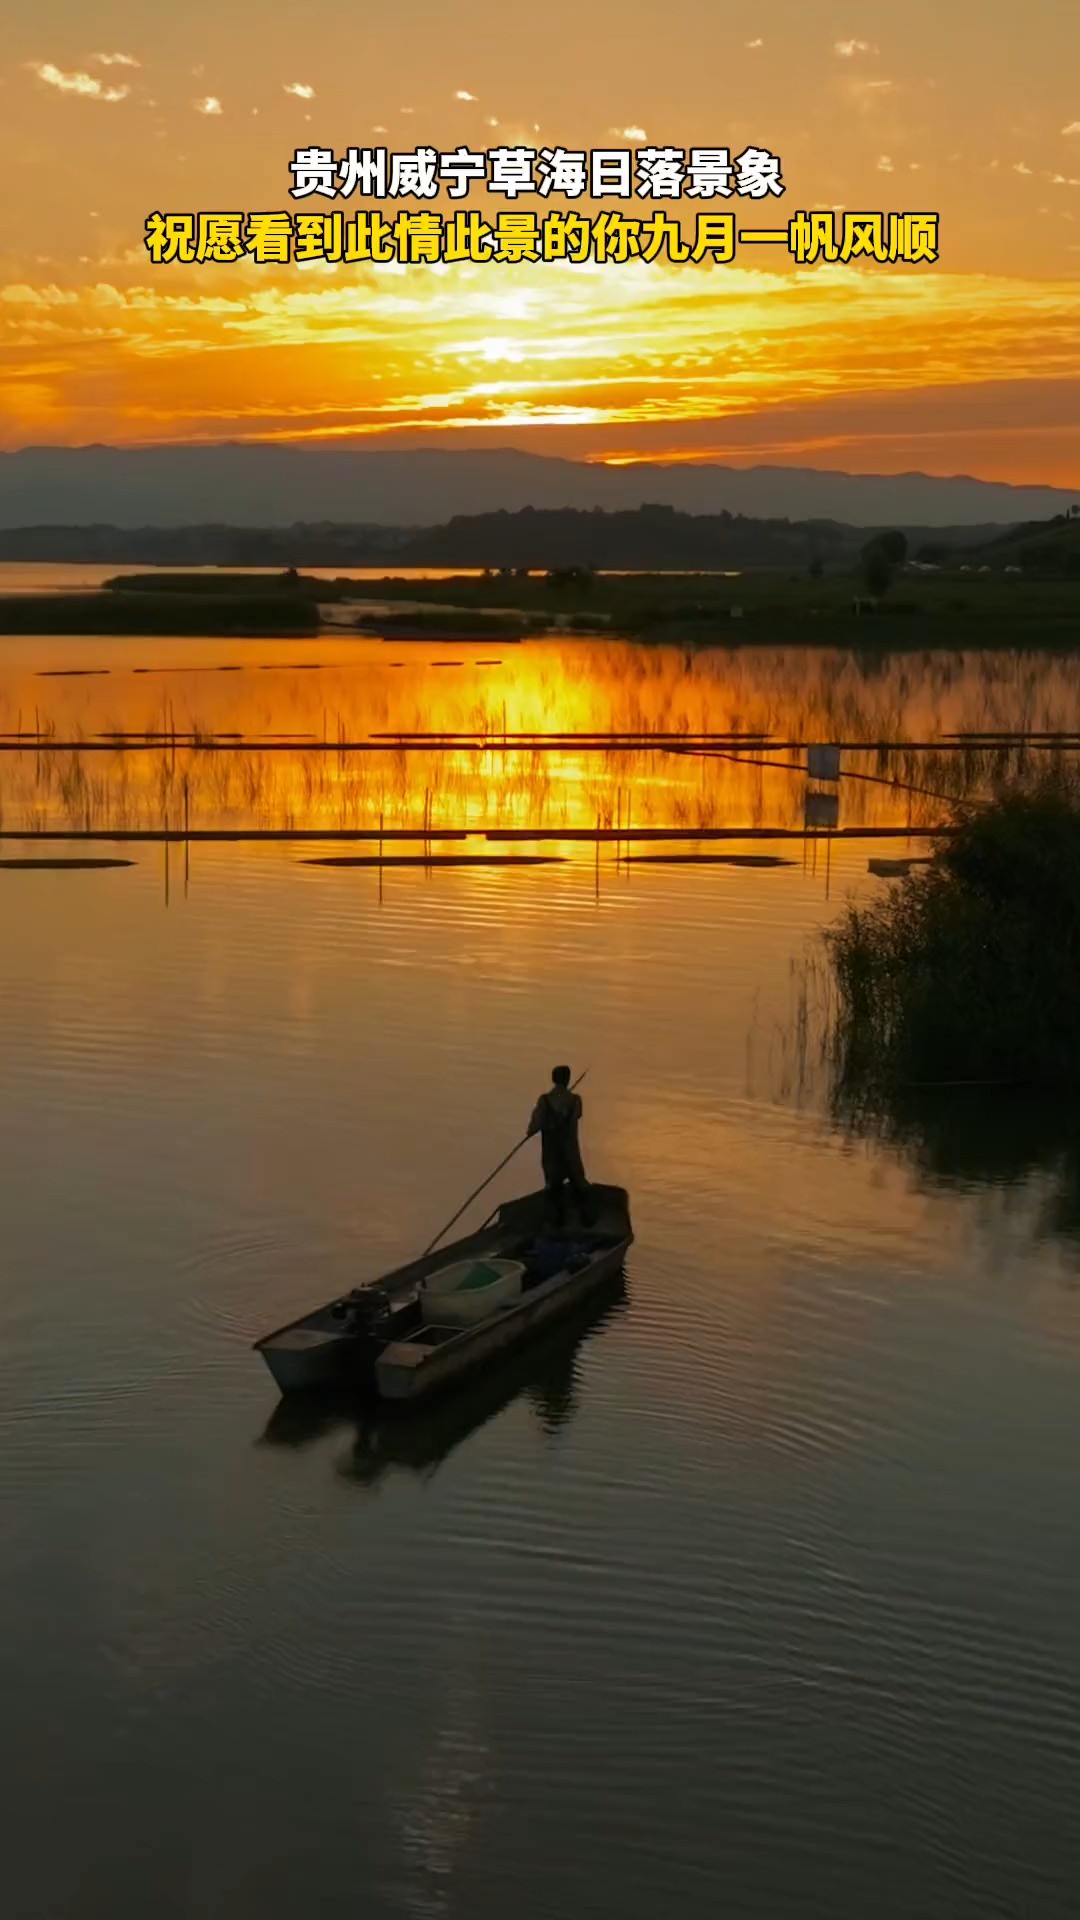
xmin=257 ymin=1271 xmax=629 ymax=1488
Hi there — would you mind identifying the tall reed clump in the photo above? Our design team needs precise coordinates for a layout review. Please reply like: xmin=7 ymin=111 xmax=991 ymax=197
xmin=825 ymin=773 xmax=1080 ymax=1089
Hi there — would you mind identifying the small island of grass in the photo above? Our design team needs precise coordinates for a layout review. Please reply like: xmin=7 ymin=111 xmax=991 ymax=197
xmin=0 ymin=588 xmax=320 ymax=637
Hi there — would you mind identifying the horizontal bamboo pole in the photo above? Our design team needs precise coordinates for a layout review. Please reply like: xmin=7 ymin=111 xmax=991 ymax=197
xmin=2 ymin=733 xmax=1079 ymax=756
xmin=0 ymin=825 xmax=951 ymax=845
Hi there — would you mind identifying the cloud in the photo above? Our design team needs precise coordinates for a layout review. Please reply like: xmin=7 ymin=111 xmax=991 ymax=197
xmin=283 ymin=82 xmax=315 ymax=100
xmin=835 ymin=38 xmax=874 ymax=56
xmin=619 ymin=126 xmax=647 ymax=140
xmin=194 ymin=96 xmax=222 ymax=115
xmin=28 ymin=62 xmax=130 ymax=101
xmin=746 ymin=38 xmax=764 ymax=49
xmin=93 ymin=52 xmax=139 ymax=68
xmin=1014 ymin=161 xmax=1033 ymax=176
xmin=1064 ymin=122 xmax=1080 ymax=136
xmin=455 ymin=89 xmax=477 ymax=101
xmin=876 ymin=155 xmax=894 ymax=172
xmin=848 ymin=77 xmax=894 ymax=111
xmin=5 ymin=266 xmax=1080 ymax=473
xmin=1051 ymin=174 xmax=1080 ymax=187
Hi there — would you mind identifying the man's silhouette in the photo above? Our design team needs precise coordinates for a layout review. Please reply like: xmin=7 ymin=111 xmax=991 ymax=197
xmin=527 ymin=1066 xmax=593 ymax=1227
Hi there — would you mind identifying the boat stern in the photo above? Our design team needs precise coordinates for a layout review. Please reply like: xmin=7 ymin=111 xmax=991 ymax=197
xmin=255 ymin=1326 xmax=352 ymax=1394
xmin=375 ymin=1337 xmax=438 ymax=1402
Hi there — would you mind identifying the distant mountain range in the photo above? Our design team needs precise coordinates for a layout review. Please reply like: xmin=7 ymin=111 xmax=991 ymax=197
xmin=0 ymin=444 xmax=1076 ymax=531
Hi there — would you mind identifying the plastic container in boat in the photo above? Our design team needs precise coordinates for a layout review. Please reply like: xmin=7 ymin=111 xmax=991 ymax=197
xmin=421 ymin=1258 xmax=525 ymax=1327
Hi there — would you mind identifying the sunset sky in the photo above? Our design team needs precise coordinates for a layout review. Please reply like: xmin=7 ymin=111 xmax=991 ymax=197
xmin=3 ymin=0 xmax=1079 ymax=483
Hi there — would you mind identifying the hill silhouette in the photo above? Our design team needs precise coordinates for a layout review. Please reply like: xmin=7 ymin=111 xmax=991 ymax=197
xmin=0 ymin=443 xmax=1075 ymax=531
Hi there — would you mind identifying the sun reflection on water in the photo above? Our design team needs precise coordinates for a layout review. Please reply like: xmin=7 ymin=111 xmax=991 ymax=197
xmin=1 ymin=637 xmax=1077 ymax=841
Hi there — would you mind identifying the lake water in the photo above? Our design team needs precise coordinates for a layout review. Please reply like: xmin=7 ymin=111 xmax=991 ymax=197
xmin=2 ymin=629 xmax=1080 ymax=1920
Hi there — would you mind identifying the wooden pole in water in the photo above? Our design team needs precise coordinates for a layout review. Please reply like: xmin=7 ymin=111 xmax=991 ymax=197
xmin=420 ymin=1068 xmax=590 ymax=1259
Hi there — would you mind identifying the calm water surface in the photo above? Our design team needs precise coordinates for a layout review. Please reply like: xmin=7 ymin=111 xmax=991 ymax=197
xmin=2 ymin=636 xmax=1080 ymax=1919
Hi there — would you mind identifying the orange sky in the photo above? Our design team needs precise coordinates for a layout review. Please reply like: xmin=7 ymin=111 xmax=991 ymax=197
xmin=3 ymin=0 xmax=1079 ymax=484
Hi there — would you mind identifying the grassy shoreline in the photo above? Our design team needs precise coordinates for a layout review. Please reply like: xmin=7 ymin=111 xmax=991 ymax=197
xmin=0 ymin=568 xmax=1075 ymax=644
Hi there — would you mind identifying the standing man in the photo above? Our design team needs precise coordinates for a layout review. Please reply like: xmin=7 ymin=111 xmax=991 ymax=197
xmin=527 ymin=1066 xmax=593 ymax=1227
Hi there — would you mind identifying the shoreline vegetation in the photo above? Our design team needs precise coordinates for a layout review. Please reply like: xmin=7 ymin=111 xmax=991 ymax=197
xmin=823 ymin=775 xmax=1080 ymax=1093
xmin=0 ymin=506 xmax=1075 ymax=642
xmin=0 ymin=589 xmax=321 ymax=637
xmin=0 ymin=564 xmax=1075 ymax=645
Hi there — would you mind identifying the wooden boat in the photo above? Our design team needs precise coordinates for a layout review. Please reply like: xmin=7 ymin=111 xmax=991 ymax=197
xmin=253 ymin=1184 xmax=632 ymax=1404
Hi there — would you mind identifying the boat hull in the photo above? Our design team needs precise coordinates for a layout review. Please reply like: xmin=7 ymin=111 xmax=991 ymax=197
xmin=375 ymin=1239 xmax=628 ymax=1404
xmin=256 ymin=1327 xmax=365 ymax=1394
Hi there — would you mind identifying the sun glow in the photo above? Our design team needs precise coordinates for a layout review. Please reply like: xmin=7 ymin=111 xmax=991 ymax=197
xmin=2 ymin=259 xmax=1078 ymax=480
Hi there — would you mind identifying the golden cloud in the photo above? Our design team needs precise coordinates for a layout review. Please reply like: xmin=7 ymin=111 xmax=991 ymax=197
xmin=1 ymin=261 xmax=1078 ymax=467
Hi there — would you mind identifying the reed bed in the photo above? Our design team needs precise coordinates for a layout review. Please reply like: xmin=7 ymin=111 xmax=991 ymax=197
xmin=826 ymin=772 xmax=1080 ymax=1089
